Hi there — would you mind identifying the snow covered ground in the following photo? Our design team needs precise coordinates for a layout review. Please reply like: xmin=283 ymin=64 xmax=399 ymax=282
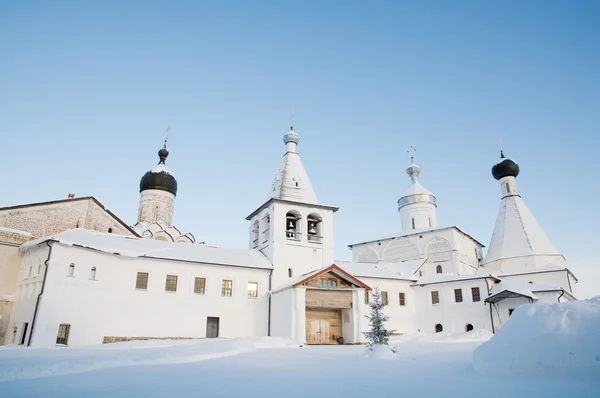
xmin=1 ymin=300 xmax=598 ymax=397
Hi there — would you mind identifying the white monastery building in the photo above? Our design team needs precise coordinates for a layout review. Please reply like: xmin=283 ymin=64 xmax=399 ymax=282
xmin=0 ymin=127 xmax=578 ymax=347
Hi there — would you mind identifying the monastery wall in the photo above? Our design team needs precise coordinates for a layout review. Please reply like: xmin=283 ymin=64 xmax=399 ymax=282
xmin=12 ymin=243 xmax=270 ymax=348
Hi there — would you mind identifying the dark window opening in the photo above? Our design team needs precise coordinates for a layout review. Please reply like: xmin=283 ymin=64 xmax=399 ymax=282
xmin=454 ymin=289 xmax=463 ymax=303
xmin=435 ymin=324 xmax=443 ymax=333
xmin=466 ymin=324 xmax=474 ymax=332
xmin=56 ymin=324 xmax=70 ymax=345
xmin=436 ymin=265 xmax=443 ymax=274
xmin=471 ymin=287 xmax=481 ymax=302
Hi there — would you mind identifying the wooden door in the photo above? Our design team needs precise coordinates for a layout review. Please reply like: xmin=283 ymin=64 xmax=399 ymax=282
xmin=309 ymin=319 xmax=331 ymax=344
xmin=206 ymin=317 xmax=219 ymax=338
xmin=306 ymin=309 xmax=340 ymax=344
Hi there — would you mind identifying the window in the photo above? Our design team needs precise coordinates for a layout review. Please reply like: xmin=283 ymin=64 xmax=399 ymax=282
xmin=454 ymin=289 xmax=463 ymax=303
xmin=431 ymin=291 xmax=440 ymax=304
xmin=435 ymin=324 xmax=443 ymax=333
xmin=90 ymin=267 xmax=97 ymax=280
xmin=262 ymin=215 xmax=270 ymax=243
xmin=411 ymin=218 xmax=415 ymax=230
xmin=320 ymin=279 xmax=338 ymax=288
xmin=381 ymin=291 xmax=389 ymax=305
xmin=471 ymin=287 xmax=481 ymax=302
xmin=67 ymin=263 xmax=75 ymax=277
xmin=286 ymin=212 xmax=300 ymax=240
xmin=428 ymin=218 xmax=432 ymax=227
xmin=436 ymin=265 xmax=443 ymax=274
xmin=509 ymin=308 xmax=515 ymax=317
xmin=136 ymin=272 xmax=149 ymax=290
xmin=307 ymin=214 xmax=322 ymax=243
xmin=194 ymin=277 xmax=206 ymax=294
xmin=288 ymin=268 xmax=293 ymax=278
xmin=399 ymin=292 xmax=406 ymax=306
xmin=108 ymin=228 xmax=113 ymax=233
xmin=252 ymin=219 xmax=259 ymax=247
xmin=222 ymin=280 xmax=233 ymax=297
xmin=365 ymin=291 xmax=370 ymax=304
xmin=248 ymin=282 xmax=258 ymax=298
xmin=465 ymin=324 xmax=474 ymax=332
xmin=165 ymin=275 xmax=178 ymax=292
xmin=419 ymin=270 xmax=423 ymax=277
xmin=506 ymin=182 xmax=510 ymax=193
xmin=56 ymin=324 xmax=71 ymax=345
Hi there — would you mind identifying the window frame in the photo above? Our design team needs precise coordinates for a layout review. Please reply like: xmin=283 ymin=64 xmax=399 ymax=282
xmin=247 ymin=281 xmax=259 ymax=298
xmin=431 ymin=290 xmax=440 ymax=305
xmin=222 ymin=279 xmax=233 ymax=297
xmin=471 ymin=287 xmax=481 ymax=302
xmin=398 ymin=292 xmax=406 ymax=306
xmin=56 ymin=323 xmax=71 ymax=346
xmin=319 ymin=278 xmax=338 ymax=288
xmin=136 ymin=272 xmax=149 ymax=290
xmin=90 ymin=266 xmax=97 ymax=280
xmin=67 ymin=263 xmax=75 ymax=277
xmin=454 ymin=288 xmax=463 ymax=303
xmin=381 ymin=291 xmax=389 ymax=306
xmin=194 ymin=277 xmax=206 ymax=295
xmin=165 ymin=274 xmax=178 ymax=292
xmin=435 ymin=265 xmax=443 ymax=274
xmin=364 ymin=290 xmax=370 ymax=304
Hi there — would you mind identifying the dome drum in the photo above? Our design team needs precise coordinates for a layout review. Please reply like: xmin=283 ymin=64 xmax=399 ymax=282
xmin=397 ymin=194 xmax=437 ymax=210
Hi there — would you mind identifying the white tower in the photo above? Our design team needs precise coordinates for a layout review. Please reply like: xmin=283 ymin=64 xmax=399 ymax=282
xmin=397 ymin=156 xmax=437 ymax=232
xmin=482 ymin=151 xmax=564 ymax=273
xmin=246 ymin=127 xmax=338 ymax=290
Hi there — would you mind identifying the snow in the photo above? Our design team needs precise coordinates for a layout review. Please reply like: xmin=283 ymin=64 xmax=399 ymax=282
xmin=150 ymin=163 xmax=171 ymax=174
xmin=22 ymin=229 xmax=273 ymax=269
xmin=414 ymin=273 xmax=499 ymax=285
xmin=0 ymin=328 xmax=597 ymax=397
xmin=337 ymin=260 xmax=423 ymax=280
xmin=402 ymin=181 xmax=434 ymax=197
xmin=0 ymin=226 xmax=32 ymax=236
xmin=473 ymin=301 xmax=600 ymax=378
xmin=485 ymin=280 xmax=565 ymax=301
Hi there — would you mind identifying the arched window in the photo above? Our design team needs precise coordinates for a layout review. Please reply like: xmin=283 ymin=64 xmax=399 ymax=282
xmin=307 ymin=213 xmax=322 ymax=243
xmin=465 ymin=324 xmax=474 ymax=332
xmin=436 ymin=265 xmax=443 ymax=274
xmin=506 ymin=183 xmax=510 ymax=193
xmin=90 ymin=266 xmax=97 ymax=280
xmin=68 ymin=263 xmax=75 ymax=277
xmin=252 ymin=219 xmax=259 ymax=247
xmin=411 ymin=218 xmax=415 ymax=230
xmin=288 ymin=268 xmax=293 ymax=278
xmin=435 ymin=324 xmax=443 ymax=333
xmin=285 ymin=211 xmax=301 ymax=240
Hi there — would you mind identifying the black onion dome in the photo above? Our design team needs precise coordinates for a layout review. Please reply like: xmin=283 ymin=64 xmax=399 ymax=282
xmin=492 ymin=150 xmax=520 ymax=180
xmin=139 ymin=147 xmax=178 ymax=196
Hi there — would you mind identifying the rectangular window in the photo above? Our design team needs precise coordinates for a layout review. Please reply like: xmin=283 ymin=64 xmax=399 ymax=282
xmin=431 ymin=291 xmax=440 ymax=305
xmin=471 ymin=287 xmax=481 ymax=302
xmin=319 ymin=279 xmax=338 ymax=288
xmin=165 ymin=275 xmax=178 ymax=292
xmin=411 ymin=218 xmax=415 ymax=230
xmin=222 ymin=280 xmax=233 ymax=297
xmin=365 ymin=291 xmax=370 ymax=304
xmin=56 ymin=324 xmax=70 ymax=345
xmin=194 ymin=277 xmax=206 ymax=294
xmin=381 ymin=291 xmax=389 ymax=306
xmin=399 ymin=292 xmax=406 ymax=306
xmin=247 ymin=282 xmax=258 ymax=298
xmin=454 ymin=289 xmax=463 ymax=303
xmin=136 ymin=272 xmax=149 ymax=290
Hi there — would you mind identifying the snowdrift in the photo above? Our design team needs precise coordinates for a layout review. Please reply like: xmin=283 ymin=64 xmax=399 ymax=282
xmin=473 ymin=300 xmax=600 ymax=377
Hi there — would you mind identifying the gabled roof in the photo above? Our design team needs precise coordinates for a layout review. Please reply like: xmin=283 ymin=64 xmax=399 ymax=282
xmin=412 ymin=273 xmax=501 ymax=286
xmin=23 ymin=229 xmax=272 ymax=270
xmin=482 ymin=195 xmax=563 ymax=266
xmin=484 ymin=280 xmax=572 ymax=303
xmin=272 ymin=264 xmax=372 ymax=294
xmin=0 ymin=196 xmax=140 ymax=238
xmin=348 ymin=225 xmax=485 ymax=248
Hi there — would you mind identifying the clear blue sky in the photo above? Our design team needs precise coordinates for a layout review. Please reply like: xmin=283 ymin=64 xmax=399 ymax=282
xmin=1 ymin=1 xmax=598 ymax=283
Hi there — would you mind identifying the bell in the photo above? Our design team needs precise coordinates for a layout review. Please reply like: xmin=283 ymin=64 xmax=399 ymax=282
xmin=308 ymin=222 xmax=317 ymax=234
xmin=288 ymin=220 xmax=295 ymax=229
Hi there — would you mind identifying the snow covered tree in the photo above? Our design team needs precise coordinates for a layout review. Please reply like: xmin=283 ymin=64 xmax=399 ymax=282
xmin=364 ymin=286 xmax=396 ymax=350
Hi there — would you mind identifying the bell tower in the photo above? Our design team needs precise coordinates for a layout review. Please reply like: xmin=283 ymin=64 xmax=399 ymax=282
xmin=246 ymin=126 xmax=338 ymax=290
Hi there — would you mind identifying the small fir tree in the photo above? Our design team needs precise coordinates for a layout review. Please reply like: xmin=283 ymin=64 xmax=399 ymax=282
xmin=364 ymin=286 xmax=395 ymax=350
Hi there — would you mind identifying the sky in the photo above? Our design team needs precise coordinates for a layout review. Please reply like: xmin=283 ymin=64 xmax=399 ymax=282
xmin=1 ymin=1 xmax=599 ymax=296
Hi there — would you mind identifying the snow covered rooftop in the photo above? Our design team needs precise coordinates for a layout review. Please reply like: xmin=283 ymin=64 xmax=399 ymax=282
xmin=348 ymin=226 xmax=484 ymax=248
xmin=413 ymin=273 xmax=501 ymax=286
xmin=336 ymin=259 xmax=424 ymax=280
xmin=485 ymin=280 xmax=569 ymax=303
xmin=482 ymin=195 xmax=563 ymax=266
xmin=23 ymin=229 xmax=272 ymax=270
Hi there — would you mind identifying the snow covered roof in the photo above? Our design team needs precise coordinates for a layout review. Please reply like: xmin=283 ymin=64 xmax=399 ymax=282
xmin=402 ymin=181 xmax=433 ymax=197
xmin=336 ymin=259 xmax=424 ymax=281
xmin=485 ymin=280 xmax=569 ymax=303
xmin=268 ymin=128 xmax=318 ymax=205
xmin=348 ymin=226 xmax=485 ymax=248
xmin=482 ymin=195 xmax=563 ymax=267
xmin=412 ymin=273 xmax=501 ymax=286
xmin=23 ymin=229 xmax=272 ymax=270
xmin=271 ymin=263 xmax=372 ymax=294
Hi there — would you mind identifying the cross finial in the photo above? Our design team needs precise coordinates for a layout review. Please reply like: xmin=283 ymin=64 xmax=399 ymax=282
xmin=164 ymin=126 xmax=171 ymax=148
xmin=289 ymin=110 xmax=295 ymax=131
xmin=407 ymin=146 xmax=416 ymax=163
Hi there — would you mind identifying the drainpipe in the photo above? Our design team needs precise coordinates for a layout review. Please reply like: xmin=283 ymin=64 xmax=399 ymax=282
xmin=267 ymin=268 xmax=273 ymax=336
xmin=558 ymin=289 xmax=565 ymax=303
xmin=484 ymin=278 xmax=495 ymax=334
xmin=27 ymin=240 xmax=53 ymax=347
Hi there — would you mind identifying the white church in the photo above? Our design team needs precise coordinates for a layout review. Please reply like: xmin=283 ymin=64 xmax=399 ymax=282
xmin=0 ymin=127 xmax=578 ymax=348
